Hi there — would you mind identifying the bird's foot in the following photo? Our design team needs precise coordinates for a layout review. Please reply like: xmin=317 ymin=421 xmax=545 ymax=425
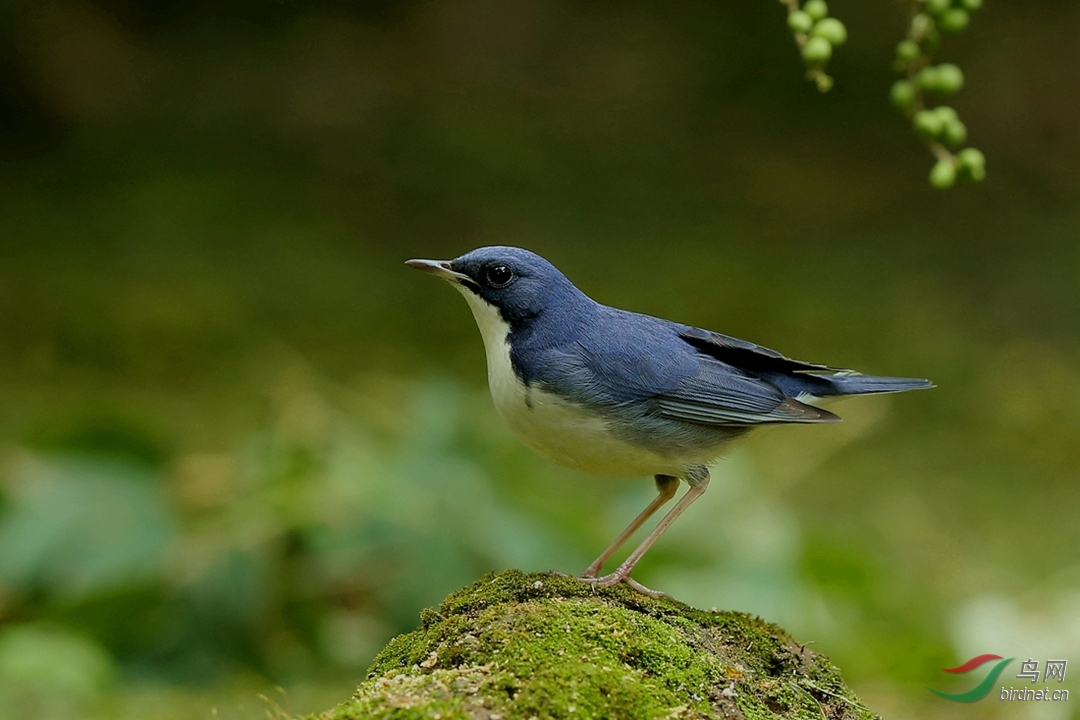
xmin=576 ymin=571 xmax=672 ymax=600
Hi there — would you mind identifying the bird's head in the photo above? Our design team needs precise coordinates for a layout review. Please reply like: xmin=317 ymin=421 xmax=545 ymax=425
xmin=407 ymin=246 xmax=582 ymax=327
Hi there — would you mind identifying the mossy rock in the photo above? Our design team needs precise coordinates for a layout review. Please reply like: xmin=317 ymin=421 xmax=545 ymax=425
xmin=312 ymin=570 xmax=878 ymax=720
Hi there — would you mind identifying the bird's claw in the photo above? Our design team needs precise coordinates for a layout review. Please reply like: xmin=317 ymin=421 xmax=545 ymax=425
xmin=622 ymin=576 xmax=673 ymax=599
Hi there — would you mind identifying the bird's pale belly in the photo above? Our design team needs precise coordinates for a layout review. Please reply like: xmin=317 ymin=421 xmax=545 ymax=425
xmin=493 ymin=378 xmax=681 ymax=477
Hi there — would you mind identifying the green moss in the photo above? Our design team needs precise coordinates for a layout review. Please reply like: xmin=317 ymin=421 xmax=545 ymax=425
xmin=311 ymin=570 xmax=878 ymax=720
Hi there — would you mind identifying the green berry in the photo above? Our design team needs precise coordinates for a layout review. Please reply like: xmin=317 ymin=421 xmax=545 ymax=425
xmin=961 ymin=0 xmax=983 ymax=10
xmin=963 ymin=146 xmax=989 ymax=181
xmin=935 ymin=63 xmax=964 ymax=93
xmin=925 ymin=0 xmax=951 ymax=16
xmin=957 ymin=147 xmax=986 ymax=180
xmin=812 ymin=18 xmax=847 ymax=46
xmin=801 ymin=36 xmax=833 ymax=64
xmin=890 ymin=80 xmax=916 ymax=110
xmin=930 ymin=158 xmax=957 ymax=189
xmin=939 ymin=8 xmax=970 ymax=32
xmin=957 ymin=147 xmax=985 ymax=170
xmin=916 ymin=66 xmax=942 ymax=92
xmin=803 ymin=0 xmax=828 ymax=22
xmin=914 ymin=110 xmax=945 ymax=138
xmin=933 ymin=105 xmax=959 ymax=124
xmin=788 ymin=11 xmax=814 ymax=33
xmin=896 ymin=40 xmax=921 ymax=61
xmin=942 ymin=118 xmax=968 ymax=146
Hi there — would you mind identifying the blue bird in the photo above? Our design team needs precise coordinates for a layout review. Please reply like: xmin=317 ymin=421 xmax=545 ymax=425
xmin=407 ymin=246 xmax=931 ymax=597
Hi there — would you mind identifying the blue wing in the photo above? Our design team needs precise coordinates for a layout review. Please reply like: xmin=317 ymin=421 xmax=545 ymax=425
xmin=523 ymin=310 xmax=838 ymax=427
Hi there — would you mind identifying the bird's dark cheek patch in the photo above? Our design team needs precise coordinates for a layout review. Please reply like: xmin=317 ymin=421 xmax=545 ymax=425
xmin=524 ymin=388 xmax=534 ymax=411
xmin=459 ymin=280 xmax=482 ymax=294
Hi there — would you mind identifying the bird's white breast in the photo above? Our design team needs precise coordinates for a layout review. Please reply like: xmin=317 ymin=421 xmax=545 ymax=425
xmin=455 ymin=286 xmax=684 ymax=477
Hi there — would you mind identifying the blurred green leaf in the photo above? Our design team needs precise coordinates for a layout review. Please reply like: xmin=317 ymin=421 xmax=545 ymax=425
xmin=0 ymin=623 xmax=116 ymax=711
xmin=0 ymin=457 xmax=173 ymax=600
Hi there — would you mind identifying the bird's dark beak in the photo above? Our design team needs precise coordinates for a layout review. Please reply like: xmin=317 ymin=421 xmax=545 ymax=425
xmin=405 ymin=258 xmax=469 ymax=282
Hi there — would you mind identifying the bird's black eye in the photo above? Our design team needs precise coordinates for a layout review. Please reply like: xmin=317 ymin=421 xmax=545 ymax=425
xmin=486 ymin=264 xmax=513 ymax=288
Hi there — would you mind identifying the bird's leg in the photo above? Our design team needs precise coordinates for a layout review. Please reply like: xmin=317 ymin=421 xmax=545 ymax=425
xmin=580 ymin=474 xmax=679 ymax=579
xmin=591 ymin=468 xmax=711 ymax=596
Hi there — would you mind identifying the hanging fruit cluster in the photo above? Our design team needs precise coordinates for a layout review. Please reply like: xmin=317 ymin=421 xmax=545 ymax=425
xmin=890 ymin=0 xmax=986 ymax=188
xmin=778 ymin=0 xmax=985 ymax=188
xmin=780 ymin=0 xmax=848 ymax=92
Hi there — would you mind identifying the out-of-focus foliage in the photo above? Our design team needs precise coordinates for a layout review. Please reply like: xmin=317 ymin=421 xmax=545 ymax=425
xmin=0 ymin=373 xmax=591 ymax=718
xmin=0 ymin=0 xmax=1079 ymax=718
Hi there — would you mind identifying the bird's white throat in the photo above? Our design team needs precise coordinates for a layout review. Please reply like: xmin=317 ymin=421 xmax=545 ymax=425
xmin=454 ymin=285 xmax=523 ymax=419
xmin=452 ymin=284 xmax=685 ymax=477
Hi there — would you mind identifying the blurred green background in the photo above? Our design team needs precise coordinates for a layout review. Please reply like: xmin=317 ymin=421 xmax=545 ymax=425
xmin=1 ymin=0 xmax=1078 ymax=718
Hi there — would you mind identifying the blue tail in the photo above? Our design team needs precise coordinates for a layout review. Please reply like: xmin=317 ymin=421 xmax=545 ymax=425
xmin=818 ymin=373 xmax=934 ymax=396
xmin=761 ymin=371 xmax=934 ymax=399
